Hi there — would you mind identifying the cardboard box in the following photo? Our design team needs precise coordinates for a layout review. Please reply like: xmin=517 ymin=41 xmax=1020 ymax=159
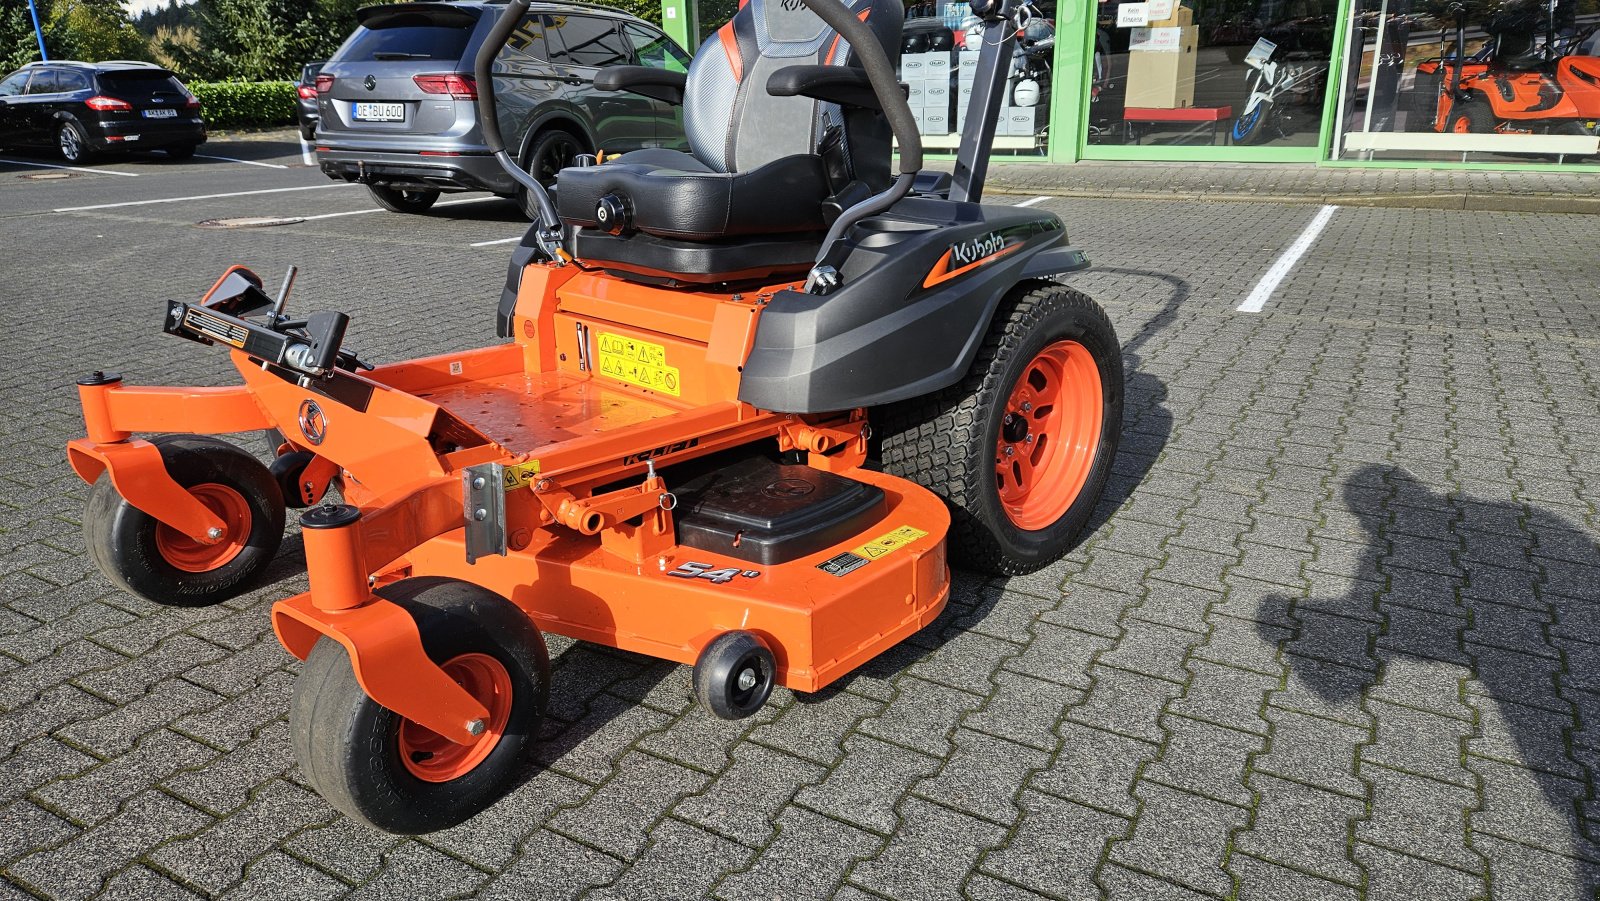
xmin=1124 ymin=25 xmax=1198 ymax=108
xmin=911 ymin=106 xmax=926 ymax=132
xmin=905 ymin=81 xmax=925 ymax=106
xmin=925 ymin=51 xmax=951 ymax=76
xmin=957 ymin=51 xmax=979 ymax=74
xmin=923 ymin=81 xmax=950 ymax=111
xmin=1004 ymin=107 xmax=1036 ymax=136
xmin=922 ymin=109 xmax=951 ymax=135
xmin=1148 ymin=1 xmax=1193 ymax=27
xmin=900 ymin=55 xmax=926 ymax=81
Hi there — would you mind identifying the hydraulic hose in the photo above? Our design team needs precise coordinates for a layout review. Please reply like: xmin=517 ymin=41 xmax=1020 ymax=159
xmin=474 ymin=0 xmax=560 ymax=230
xmin=798 ymin=0 xmax=922 ymax=174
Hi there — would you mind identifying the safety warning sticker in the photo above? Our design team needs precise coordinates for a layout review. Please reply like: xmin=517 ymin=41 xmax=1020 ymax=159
xmin=596 ymin=332 xmax=682 ymax=396
xmin=502 ymin=459 xmax=541 ymax=491
xmin=851 ymin=525 xmax=930 ymax=560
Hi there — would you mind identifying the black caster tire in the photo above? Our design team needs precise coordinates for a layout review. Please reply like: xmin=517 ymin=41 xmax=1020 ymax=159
xmin=269 ymin=451 xmax=318 ymax=508
xmin=84 ymin=435 xmax=286 ymax=606
xmin=291 ymin=577 xmax=550 ymax=834
xmin=367 ymin=184 xmax=439 ymax=214
xmin=876 ymin=282 xmax=1123 ymax=576
xmin=693 ymin=631 xmax=776 ymax=720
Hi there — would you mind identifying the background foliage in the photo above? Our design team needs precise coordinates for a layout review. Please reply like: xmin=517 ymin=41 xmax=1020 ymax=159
xmin=189 ymin=79 xmax=296 ymax=127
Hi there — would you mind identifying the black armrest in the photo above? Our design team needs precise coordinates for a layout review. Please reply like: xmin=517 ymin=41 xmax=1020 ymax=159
xmin=593 ymin=66 xmax=687 ymax=105
xmin=766 ymin=65 xmax=887 ymax=110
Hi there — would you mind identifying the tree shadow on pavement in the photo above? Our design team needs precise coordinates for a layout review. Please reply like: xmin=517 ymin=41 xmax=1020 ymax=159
xmin=1262 ymin=463 xmax=1600 ymax=897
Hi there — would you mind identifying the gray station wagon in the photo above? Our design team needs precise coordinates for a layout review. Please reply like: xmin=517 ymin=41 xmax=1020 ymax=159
xmin=314 ymin=0 xmax=691 ymax=217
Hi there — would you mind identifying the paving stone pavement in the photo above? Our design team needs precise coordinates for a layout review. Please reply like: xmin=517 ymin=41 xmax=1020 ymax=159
xmin=3 ymin=179 xmax=1600 ymax=900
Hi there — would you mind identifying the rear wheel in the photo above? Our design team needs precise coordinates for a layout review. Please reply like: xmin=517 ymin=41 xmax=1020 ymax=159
xmin=57 ymin=119 xmax=93 ymax=163
xmin=368 ymin=184 xmax=440 ymax=214
xmin=290 ymin=577 xmax=550 ymax=834
xmin=84 ymin=435 xmax=286 ymax=606
xmin=518 ymin=128 xmax=586 ymax=220
xmin=876 ymin=283 xmax=1123 ymax=575
xmin=1446 ymin=97 xmax=1494 ymax=134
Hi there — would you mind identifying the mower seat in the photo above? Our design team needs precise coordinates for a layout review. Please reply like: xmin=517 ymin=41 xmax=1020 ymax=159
xmin=555 ymin=0 xmax=902 ymax=282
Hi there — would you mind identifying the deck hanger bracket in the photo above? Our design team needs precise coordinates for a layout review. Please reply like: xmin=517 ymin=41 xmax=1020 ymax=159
xmin=463 ymin=462 xmax=508 ymax=563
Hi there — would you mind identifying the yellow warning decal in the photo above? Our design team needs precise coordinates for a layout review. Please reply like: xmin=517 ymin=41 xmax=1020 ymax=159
xmin=851 ymin=525 xmax=930 ymax=561
xmin=502 ymin=459 xmax=541 ymax=491
xmin=596 ymin=332 xmax=681 ymax=397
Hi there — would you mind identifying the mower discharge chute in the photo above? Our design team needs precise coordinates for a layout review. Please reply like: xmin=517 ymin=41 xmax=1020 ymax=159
xmin=67 ymin=0 xmax=1123 ymax=833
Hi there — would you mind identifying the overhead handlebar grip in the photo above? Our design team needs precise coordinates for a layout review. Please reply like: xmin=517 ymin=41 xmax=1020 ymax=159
xmin=797 ymin=0 xmax=922 ymax=174
xmin=475 ymin=0 xmax=532 ymax=155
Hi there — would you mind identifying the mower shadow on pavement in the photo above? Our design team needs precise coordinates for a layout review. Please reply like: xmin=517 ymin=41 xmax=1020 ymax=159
xmin=1262 ymin=463 xmax=1600 ymax=898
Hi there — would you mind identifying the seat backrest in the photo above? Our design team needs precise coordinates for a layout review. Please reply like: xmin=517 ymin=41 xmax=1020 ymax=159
xmin=682 ymin=0 xmax=902 ymax=175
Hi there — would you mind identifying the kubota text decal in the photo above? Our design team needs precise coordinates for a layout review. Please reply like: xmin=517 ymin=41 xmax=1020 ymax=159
xmin=922 ymin=232 xmax=1023 ymax=288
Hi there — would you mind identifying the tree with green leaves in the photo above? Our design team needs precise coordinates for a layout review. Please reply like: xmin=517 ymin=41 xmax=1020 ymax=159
xmin=162 ymin=0 xmax=368 ymax=81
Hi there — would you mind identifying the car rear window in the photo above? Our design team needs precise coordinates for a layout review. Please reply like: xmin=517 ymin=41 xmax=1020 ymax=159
xmin=98 ymin=71 xmax=187 ymax=96
xmin=341 ymin=21 xmax=476 ymax=62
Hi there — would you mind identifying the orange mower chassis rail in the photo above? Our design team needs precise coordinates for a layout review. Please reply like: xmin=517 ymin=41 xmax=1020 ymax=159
xmin=67 ymin=261 xmax=953 ymax=748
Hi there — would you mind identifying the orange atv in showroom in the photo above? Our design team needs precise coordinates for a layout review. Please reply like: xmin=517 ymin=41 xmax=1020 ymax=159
xmin=66 ymin=0 xmax=1122 ymax=833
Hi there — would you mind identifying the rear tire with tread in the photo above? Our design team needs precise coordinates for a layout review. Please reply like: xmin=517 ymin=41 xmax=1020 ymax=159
xmin=876 ymin=283 xmax=1123 ymax=575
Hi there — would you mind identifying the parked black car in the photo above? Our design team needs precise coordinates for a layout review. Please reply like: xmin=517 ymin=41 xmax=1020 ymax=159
xmin=314 ymin=1 xmax=690 ymax=217
xmin=296 ymin=61 xmax=325 ymax=141
xmin=0 ymin=60 xmax=205 ymax=162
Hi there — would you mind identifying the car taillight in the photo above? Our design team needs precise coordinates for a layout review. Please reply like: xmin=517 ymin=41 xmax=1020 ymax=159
xmin=84 ymin=95 xmax=133 ymax=112
xmin=184 ymin=94 xmax=201 ymax=110
xmin=412 ymin=73 xmax=476 ymax=100
xmin=297 ymin=84 xmax=317 ymax=100
xmin=315 ymin=74 xmax=334 ymax=94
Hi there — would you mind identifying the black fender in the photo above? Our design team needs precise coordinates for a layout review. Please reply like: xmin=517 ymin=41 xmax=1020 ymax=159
xmin=738 ymin=196 xmax=1088 ymax=413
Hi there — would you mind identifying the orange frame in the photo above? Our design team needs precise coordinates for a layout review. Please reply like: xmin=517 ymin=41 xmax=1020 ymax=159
xmin=70 ymin=258 xmax=953 ymax=746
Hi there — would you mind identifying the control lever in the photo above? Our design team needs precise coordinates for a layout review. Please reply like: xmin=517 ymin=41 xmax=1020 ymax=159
xmin=271 ymin=265 xmax=297 ymax=323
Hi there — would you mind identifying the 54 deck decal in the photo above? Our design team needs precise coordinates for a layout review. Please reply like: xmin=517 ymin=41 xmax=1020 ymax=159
xmin=667 ymin=561 xmax=761 ymax=584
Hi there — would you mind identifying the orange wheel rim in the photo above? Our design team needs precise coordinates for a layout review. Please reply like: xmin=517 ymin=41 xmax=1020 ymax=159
xmin=153 ymin=483 xmax=251 ymax=572
xmin=1452 ymin=116 xmax=1471 ymax=133
xmin=398 ymin=653 xmax=512 ymax=783
xmin=996 ymin=340 xmax=1103 ymax=531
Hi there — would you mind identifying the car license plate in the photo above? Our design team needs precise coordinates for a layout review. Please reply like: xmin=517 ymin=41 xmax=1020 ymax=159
xmin=142 ymin=108 xmax=177 ymax=119
xmin=353 ymin=102 xmax=405 ymax=122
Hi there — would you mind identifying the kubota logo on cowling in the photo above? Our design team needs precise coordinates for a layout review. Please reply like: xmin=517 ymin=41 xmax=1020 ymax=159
xmin=923 ymin=231 xmax=1021 ymax=288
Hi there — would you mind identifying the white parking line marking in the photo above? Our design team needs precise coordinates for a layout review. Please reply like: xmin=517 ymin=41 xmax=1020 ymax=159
xmin=298 ymin=134 xmax=315 ymax=167
xmin=54 ymin=183 xmax=354 ymax=212
xmin=195 ymin=154 xmax=288 ymax=169
xmin=1 ymin=158 xmax=138 ymax=177
xmin=297 ymin=195 xmax=501 ymax=222
xmin=471 ymin=236 xmax=523 ymax=247
xmin=1015 ymin=195 xmax=1051 ymax=207
xmin=1236 ymin=204 xmax=1337 ymax=313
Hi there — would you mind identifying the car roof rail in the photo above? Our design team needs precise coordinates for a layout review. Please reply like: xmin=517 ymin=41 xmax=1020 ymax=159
xmin=480 ymin=0 xmax=637 ymax=15
xmin=97 ymin=60 xmax=167 ymax=68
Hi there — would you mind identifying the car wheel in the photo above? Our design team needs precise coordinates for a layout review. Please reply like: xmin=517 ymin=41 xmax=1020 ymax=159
xmin=165 ymin=143 xmax=198 ymax=160
xmin=57 ymin=119 xmax=93 ymax=163
xmin=368 ymin=184 xmax=440 ymax=214
xmin=300 ymin=123 xmax=317 ymax=142
xmin=518 ymin=128 xmax=585 ymax=220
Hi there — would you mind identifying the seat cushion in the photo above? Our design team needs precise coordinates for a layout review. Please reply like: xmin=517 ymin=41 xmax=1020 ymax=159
xmin=557 ymin=152 xmax=831 ymax=241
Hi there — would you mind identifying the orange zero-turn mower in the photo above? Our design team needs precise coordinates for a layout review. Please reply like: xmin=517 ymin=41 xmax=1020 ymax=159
xmin=66 ymin=0 xmax=1123 ymax=833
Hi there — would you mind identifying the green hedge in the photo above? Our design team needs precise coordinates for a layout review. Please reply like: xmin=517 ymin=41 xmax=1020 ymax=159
xmin=189 ymin=81 xmax=297 ymax=129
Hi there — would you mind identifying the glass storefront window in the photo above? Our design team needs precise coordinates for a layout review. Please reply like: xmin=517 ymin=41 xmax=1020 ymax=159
xmin=1333 ymin=0 xmax=1600 ymax=163
xmin=897 ymin=1 xmax=1056 ymax=156
xmin=1088 ymin=0 xmax=1340 ymax=148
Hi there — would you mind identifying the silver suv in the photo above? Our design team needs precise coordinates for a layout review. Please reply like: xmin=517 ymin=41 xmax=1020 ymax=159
xmin=315 ymin=1 xmax=690 ymax=216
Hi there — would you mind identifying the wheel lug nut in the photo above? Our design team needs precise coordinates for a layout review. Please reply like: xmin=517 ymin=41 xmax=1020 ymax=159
xmin=1003 ymin=413 xmax=1014 ymax=425
xmin=1021 ymin=401 xmax=1032 ymax=412
xmin=465 ymin=718 xmax=486 ymax=736
xmin=737 ymin=668 xmax=757 ymax=691
xmin=1004 ymin=446 xmax=1015 ymax=457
